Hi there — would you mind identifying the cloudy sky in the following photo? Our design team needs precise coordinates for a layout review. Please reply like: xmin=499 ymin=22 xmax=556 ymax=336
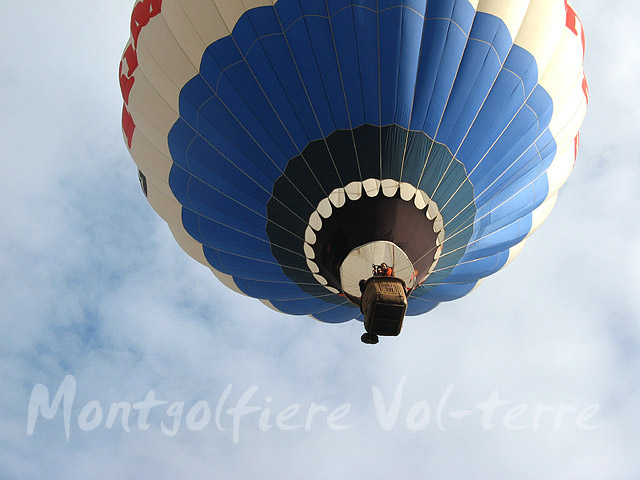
xmin=1 ymin=1 xmax=639 ymax=478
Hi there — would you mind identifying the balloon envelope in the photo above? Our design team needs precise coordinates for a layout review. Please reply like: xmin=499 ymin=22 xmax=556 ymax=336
xmin=120 ymin=0 xmax=588 ymax=323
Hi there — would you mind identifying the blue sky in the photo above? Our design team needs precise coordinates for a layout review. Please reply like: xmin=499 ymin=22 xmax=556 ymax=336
xmin=1 ymin=1 xmax=639 ymax=478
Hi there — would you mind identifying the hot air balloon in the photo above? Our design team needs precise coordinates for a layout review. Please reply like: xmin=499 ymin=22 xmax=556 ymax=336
xmin=120 ymin=0 xmax=588 ymax=343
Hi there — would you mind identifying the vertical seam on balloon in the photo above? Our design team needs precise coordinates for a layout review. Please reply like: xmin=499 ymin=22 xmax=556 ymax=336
xmin=296 ymin=3 xmax=359 ymax=185
xmin=268 ymin=3 xmax=347 ymax=192
xmin=436 ymin=67 xmax=539 ymax=215
xmin=180 ymin=182 xmax=306 ymax=258
xmin=391 ymin=2 xmax=407 ymax=134
xmin=411 ymin=128 xmax=552 ymax=266
xmin=281 ymin=14 xmax=343 ymax=147
xmin=172 ymin=0 xmax=210 ymax=49
xmin=146 ymin=153 xmax=306 ymax=249
xmin=532 ymin=143 xmax=542 ymax=209
xmin=268 ymin=7 xmax=342 ymax=192
xmin=437 ymin=78 xmax=550 ymax=224
xmin=346 ymin=3 xmax=366 ymax=181
xmin=398 ymin=0 xmax=430 ymax=182
xmin=350 ymin=2 xmax=369 ymax=136
xmin=131 ymin=33 xmax=188 ymax=116
xmin=122 ymin=59 xmax=179 ymax=128
xmin=413 ymin=6 xmax=478 ymax=192
xmin=283 ymin=9 xmax=341 ymax=151
xmin=171 ymin=171 xmax=315 ymax=266
xmin=424 ymin=121 xmax=575 ymax=263
xmin=193 ymin=83 xmax=317 ymax=209
xmin=450 ymin=88 xmax=583 ymax=236
xmin=310 ymin=2 xmax=358 ymax=184
xmin=427 ymin=146 xmax=546 ymax=261
xmin=377 ymin=0 xmax=383 ymax=181
xmin=206 ymin=1 xmax=330 ymax=205
xmin=401 ymin=11 xmax=476 ymax=185
xmin=182 ymin=98 xmax=310 ymax=219
xmin=428 ymin=31 xmax=516 ymax=202
xmin=169 ymin=120 xmax=315 ymax=251
xmin=213 ymin=40 xmax=326 ymax=205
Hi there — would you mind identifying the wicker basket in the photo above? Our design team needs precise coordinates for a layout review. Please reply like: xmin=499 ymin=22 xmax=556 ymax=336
xmin=360 ymin=277 xmax=408 ymax=336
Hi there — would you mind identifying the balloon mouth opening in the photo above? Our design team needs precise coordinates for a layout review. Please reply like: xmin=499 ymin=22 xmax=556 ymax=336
xmin=302 ymin=179 xmax=445 ymax=300
xmin=340 ymin=240 xmax=414 ymax=305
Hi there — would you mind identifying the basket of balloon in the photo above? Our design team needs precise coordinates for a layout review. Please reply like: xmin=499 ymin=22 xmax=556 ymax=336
xmin=360 ymin=277 xmax=408 ymax=344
